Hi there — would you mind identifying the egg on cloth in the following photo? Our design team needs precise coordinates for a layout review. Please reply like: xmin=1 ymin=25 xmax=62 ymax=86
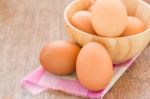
xmin=71 ymin=11 xmax=96 ymax=35
xmin=91 ymin=0 xmax=127 ymax=37
xmin=40 ymin=41 xmax=80 ymax=75
xmin=76 ymin=42 xmax=113 ymax=91
xmin=122 ymin=16 xmax=145 ymax=36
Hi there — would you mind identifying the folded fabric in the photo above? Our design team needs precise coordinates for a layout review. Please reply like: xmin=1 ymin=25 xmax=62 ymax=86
xmin=20 ymin=55 xmax=138 ymax=99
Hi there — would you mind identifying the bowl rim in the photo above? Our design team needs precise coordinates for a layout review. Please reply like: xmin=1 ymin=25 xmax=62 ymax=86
xmin=64 ymin=0 xmax=150 ymax=39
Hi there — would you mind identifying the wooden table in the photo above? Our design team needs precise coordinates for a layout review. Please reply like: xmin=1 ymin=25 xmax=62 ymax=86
xmin=0 ymin=0 xmax=150 ymax=99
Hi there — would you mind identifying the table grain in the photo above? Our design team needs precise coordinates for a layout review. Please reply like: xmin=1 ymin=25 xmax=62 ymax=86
xmin=0 ymin=0 xmax=150 ymax=99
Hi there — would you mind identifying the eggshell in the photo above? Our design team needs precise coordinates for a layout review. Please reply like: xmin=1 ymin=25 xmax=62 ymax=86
xmin=88 ymin=6 xmax=94 ymax=12
xmin=76 ymin=42 xmax=113 ymax=91
xmin=91 ymin=0 xmax=127 ymax=37
xmin=88 ymin=0 xmax=96 ymax=11
xmin=40 ymin=41 xmax=80 ymax=75
xmin=71 ymin=11 xmax=96 ymax=35
xmin=122 ymin=16 xmax=145 ymax=36
xmin=90 ymin=0 xmax=96 ymax=6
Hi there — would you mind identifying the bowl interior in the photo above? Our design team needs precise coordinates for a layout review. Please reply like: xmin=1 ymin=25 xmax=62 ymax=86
xmin=122 ymin=0 xmax=150 ymax=29
xmin=65 ymin=0 xmax=150 ymax=35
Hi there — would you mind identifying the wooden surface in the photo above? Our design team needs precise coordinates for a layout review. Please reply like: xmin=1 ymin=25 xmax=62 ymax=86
xmin=0 ymin=0 xmax=150 ymax=99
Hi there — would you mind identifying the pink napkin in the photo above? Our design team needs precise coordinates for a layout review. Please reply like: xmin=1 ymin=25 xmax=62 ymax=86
xmin=20 ymin=55 xmax=138 ymax=99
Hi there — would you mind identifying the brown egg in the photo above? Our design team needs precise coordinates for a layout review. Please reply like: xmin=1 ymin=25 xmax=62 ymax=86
xmin=122 ymin=16 xmax=145 ymax=36
xmin=76 ymin=42 xmax=113 ymax=91
xmin=71 ymin=11 xmax=96 ymax=35
xmin=91 ymin=0 xmax=127 ymax=37
xmin=90 ymin=0 xmax=96 ymax=6
xmin=88 ymin=0 xmax=96 ymax=11
xmin=88 ymin=5 xmax=94 ymax=12
xmin=40 ymin=41 xmax=80 ymax=75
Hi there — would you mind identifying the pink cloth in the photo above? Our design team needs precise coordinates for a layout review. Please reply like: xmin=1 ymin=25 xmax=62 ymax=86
xmin=20 ymin=55 xmax=138 ymax=99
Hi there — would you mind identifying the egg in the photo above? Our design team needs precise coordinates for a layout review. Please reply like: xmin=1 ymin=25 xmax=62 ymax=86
xmin=88 ymin=0 xmax=96 ymax=11
xmin=122 ymin=16 xmax=145 ymax=36
xmin=91 ymin=0 xmax=127 ymax=37
xmin=76 ymin=42 xmax=113 ymax=91
xmin=71 ymin=11 xmax=96 ymax=35
xmin=40 ymin=41 xmax=80 ymax=75
xmin=88 ymin=6 xmax=94 ymax=12
xmin=89 ymin=0 xmax=96 ymax=6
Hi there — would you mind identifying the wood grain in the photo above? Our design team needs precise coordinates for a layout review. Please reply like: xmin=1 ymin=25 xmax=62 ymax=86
xmin=0 ymin=0 xmax=150 ymax=99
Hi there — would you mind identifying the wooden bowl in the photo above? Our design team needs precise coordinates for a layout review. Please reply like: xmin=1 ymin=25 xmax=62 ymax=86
xmin=64 ymin=0 xmax=150 ymax=63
